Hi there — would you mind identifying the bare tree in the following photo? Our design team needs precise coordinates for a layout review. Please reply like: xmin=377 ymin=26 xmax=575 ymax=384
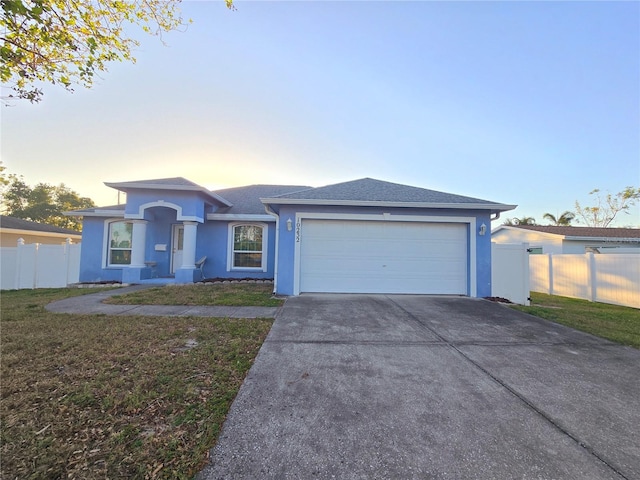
xmin=574 ymin=187 xmax=640 ymax=227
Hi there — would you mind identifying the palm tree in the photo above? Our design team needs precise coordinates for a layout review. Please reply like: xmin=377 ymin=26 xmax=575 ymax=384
xmin=503 ymin=216 xmax=536 ymax=226
xmin=543 ymin=211 xmax=575 ymax=226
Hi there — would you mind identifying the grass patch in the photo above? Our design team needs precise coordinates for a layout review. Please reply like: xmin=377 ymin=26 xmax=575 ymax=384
xmin=105 ymin=283 xmax=284 ymax=307
xmin=511 ymin=293 xmax=640 ymax=348
xmin=1 ymin=286 xmax=118 ymax=307
xmin=1 ymin=288 xmax=272 ymax=479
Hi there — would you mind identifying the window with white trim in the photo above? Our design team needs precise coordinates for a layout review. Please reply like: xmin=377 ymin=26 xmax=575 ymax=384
xmin=107 ymin=221 xmax=133 ymax=265
xmin=228 ymin=223 xmax=267 ymax=271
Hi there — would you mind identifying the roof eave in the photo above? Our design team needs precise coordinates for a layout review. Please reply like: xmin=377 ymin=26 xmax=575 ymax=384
xmin=207 ymin=213 xmax=275 ymax=222
xmin=564 ymin=236 xmax=640 ymax=243
xmin=64 ymin=209 xmax=125 ymax=218
xmin=261 ymin=198 xmax=517 ymax=212
xmin=492 ymin=226 xmax=640 ymax=242
xmin=104 ymin=181 xmax=232 ymax=207
xmin=1 ymin=227 xmax=82 ymax=238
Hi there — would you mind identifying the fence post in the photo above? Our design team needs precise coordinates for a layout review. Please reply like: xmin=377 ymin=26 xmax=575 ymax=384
xmin=64 ymin=238 xmax=71 ymax=287
xmin=523 ymin=243 xmax=530 ymax=305
xmin=15 ymin=238 xmax=25 ymax=290
xmin=548 ymin=253 xmax=554 ymax=296
xmin=33 ymin=242 xmax=40 ymax=288
xmin=587 ymin=252 xmax=597 ymax=302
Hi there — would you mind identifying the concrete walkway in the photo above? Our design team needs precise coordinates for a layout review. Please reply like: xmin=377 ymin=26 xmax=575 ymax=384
xmin=45 ymin=284 xmax=281 ymax=318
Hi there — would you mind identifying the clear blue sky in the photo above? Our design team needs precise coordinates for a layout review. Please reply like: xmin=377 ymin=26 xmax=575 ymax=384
xmin=2 ymin=1 xmax=639 ymax=226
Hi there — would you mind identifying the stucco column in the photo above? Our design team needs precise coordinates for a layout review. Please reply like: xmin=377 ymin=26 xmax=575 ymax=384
xmin=180 ymin=221 xmax=198 ymax=269
xmin=129 ymin=220 xmax=148 ymax=268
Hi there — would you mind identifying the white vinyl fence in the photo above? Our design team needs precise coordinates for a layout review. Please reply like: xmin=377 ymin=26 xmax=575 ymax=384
xmin=492 ymin=243 xmax=530 ymax=305
xmin=1 ymin=239 xmax=80 ymax=290
xmin=530 ymin=253 xmax=640 ymax=309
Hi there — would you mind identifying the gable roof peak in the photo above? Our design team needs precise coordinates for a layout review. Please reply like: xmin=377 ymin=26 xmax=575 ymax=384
xmin=104 ymin=176 xmax=202 ymax=189
xmin=104 ymin=177 xmax=232 ymax=207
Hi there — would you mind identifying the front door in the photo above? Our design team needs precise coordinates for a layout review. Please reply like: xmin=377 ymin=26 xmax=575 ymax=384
xmin=171 ymin=225 xmax=184 ymax=274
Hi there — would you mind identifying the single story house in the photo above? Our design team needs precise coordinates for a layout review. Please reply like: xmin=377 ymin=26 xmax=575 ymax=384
xmin=491 ymin=225 xmax=640 ymax=254
xmin=0 ymin=215 xmax=82 ymax=246
xmin=68 ymin=177 xmax=516 ymax=297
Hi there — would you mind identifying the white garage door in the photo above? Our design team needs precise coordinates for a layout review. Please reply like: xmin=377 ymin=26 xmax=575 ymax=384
xmin=299 ymin=220 xmax=467 ymax=294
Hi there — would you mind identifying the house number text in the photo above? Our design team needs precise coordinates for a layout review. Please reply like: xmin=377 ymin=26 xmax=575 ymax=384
xmin=296 ymin=221 xmax=301 ymax=243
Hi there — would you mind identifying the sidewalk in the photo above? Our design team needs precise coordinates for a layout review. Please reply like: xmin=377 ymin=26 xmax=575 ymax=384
xmin=45 ymin=284 xmax=281 ymax=318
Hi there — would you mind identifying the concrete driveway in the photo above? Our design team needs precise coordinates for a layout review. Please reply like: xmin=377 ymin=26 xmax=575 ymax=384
xmin=198 ymin=295 xmax=640 ymax=480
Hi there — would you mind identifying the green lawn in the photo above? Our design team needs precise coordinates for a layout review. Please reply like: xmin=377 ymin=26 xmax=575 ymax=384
xmin=105 ymin=282 xmax=284 ymax=307
xmin=1 ymin=288 xmax=272 ymax=479
xmin=511 ymin=293 xmax=640 ymax=348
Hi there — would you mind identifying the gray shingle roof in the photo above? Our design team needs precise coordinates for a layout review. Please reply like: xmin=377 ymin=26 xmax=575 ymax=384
xmin=0 ymin=215 xmax=81 ymax=235
xmin=214 ymin=185 xmax=311 ymax=215
xmin=68 ymin=178 xmax=516 ymax=217
xmin=264 ymin=178 xmax=513 ymax=210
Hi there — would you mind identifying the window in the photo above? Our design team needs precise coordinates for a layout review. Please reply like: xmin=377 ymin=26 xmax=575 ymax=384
xmin=229 ymin=224 xmax=266 ymax=270
xmin=108 ymin=221 xmax=133 ymax=265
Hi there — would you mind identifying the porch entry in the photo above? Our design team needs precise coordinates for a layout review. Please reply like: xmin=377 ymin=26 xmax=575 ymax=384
xmin=171 ymin=224 xmax=184 ymax=274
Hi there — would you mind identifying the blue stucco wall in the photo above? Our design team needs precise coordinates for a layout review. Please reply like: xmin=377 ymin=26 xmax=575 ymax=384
xmin=274 ymin=206 xmax=298 ymax=295
xmin=79 ymin=217 xmax=123 ymax=283
xmin=194 ymin=221 xmax=276 ymax=280
xmin=475 ymin=212 xmax=492 ymax=297
xmin=79 ymin=188 xmax=493 ymax=293
xmin=124 ymin=191 xmax=208 ymax=221
xmin=143 ymin=207 xmax=177 ymax=277
xmin=78 ymin=183 xmax=279 ymax=283
xmin=273 ymin=205 xmax=494 ymax=297
xmin=78 ymin=212 xmax=277 ymax=283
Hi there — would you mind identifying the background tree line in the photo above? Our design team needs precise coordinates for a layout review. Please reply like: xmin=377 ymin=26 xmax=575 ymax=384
xmin=0 ymin=163 xmax=94 ymax=231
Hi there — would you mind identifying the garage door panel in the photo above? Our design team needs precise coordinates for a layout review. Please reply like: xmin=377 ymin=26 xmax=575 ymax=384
xmin=301 ymin=272 xmax=465 ymax=295
xmin=299 ymin=220 xmax=467 ymax=294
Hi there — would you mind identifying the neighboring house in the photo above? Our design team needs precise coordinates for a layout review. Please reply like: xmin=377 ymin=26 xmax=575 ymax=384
xmin=67 ymin=177 xmax=516 ymax=297
xmin=492 ymin=225 xmax=640 ymax=254
xmin=0 ymin=215 xmax=82 ymax=246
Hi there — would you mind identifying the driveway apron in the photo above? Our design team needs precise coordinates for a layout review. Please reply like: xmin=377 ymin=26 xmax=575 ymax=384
xmin=198 ymin=295 xmax=640 ymax=480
